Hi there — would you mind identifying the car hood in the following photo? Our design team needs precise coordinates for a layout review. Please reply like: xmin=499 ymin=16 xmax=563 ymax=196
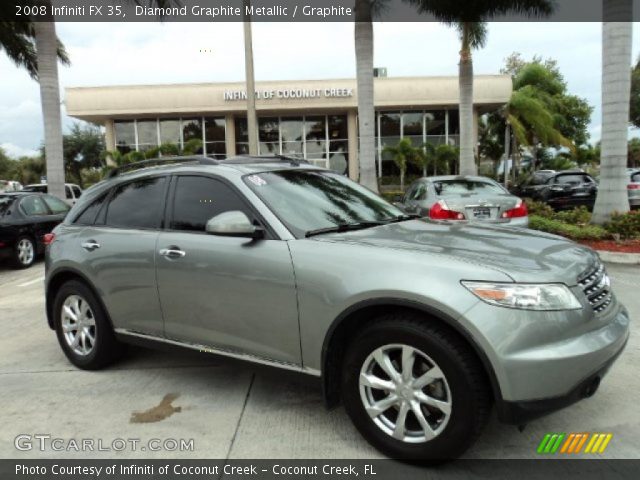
xmin=312 ymin=220 xmax=598 ymax=285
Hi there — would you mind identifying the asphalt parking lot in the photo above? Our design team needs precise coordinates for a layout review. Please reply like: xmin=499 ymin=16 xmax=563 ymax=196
xmin=0 ymin=260 xmax=638 ymax=460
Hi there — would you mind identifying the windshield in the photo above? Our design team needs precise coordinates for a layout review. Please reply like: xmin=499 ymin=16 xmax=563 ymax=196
xmin=436 ymin=180 xmax=507 ymax=196
xmin=243 ymin=170 xmax=405 ymax=238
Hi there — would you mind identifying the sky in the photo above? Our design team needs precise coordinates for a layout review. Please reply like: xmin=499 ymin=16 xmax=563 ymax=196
xmin=1 ymin=21 xmax=640 ymax=158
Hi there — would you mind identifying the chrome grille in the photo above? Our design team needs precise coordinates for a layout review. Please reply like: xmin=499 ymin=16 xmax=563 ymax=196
xmin=578 ymin=262 xmax=612 ymax=313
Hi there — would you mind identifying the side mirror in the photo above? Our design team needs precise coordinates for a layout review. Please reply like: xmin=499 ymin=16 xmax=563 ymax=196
xmin=434 ymin=182 xmax=443 ymax=195
xmin=205 ymin=211 xmax=264 ymax=239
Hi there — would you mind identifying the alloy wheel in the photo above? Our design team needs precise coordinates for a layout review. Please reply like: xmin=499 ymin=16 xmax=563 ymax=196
xmin=17 ymin=239 xmax=34 ymax=266
xmin=61 ymin=295 xmax=97 ymax=356
xmin=359 ymin=344 xmax=452 ymax=443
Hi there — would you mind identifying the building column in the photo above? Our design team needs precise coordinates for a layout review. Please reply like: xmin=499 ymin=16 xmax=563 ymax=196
xmin=347 ymin=109 xmax=359 ymax=181
xmin=104 ymin=119 xmax=117 ymax=167
xmin=225 ymin=114 xmax=236 ymax=158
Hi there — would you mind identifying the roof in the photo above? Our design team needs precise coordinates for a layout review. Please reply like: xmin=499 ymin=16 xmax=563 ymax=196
xmin=417 ymin=175 xmax=500 ymax=183
xmin=65 ymin=75 xmax=513 ymax=122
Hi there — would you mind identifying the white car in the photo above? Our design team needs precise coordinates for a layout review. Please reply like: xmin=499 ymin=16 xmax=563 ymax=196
xmin=23 ymin=183 xmax=83 ymax=205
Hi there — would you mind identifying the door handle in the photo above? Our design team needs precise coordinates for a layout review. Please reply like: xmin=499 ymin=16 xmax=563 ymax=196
xmin=159 ymin=248 xmax=186 ymax=258
xmin=81 ymin=241 xmax=100 ymax=251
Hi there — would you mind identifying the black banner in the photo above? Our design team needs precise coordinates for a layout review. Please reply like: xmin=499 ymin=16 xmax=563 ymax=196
xmin=2 ymin=0 xmax=639 ymax=22
xmin=2 ymin=459 xmax=640 ymax=480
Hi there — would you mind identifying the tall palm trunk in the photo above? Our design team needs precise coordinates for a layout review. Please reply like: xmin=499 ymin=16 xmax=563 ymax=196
xmin=592 ymin=0 xmax=633 ymax=224
xmin=243 ymin=0 xmax=258 ymax=156
xmin=34 ymin=20 xmax=65 ymax=200
xmin=458 ymin=24 xmax=477 ymax=176
xmin=355 ymin=0 xmax=378 ymax=192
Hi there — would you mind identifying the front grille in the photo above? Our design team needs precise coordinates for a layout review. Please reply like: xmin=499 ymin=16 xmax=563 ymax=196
xmin=578 ymin=262 xmax=613 ymax=313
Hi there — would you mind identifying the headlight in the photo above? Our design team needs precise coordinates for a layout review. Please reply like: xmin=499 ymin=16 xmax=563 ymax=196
xmin=461 ymin=281 xmax=582 ymax=311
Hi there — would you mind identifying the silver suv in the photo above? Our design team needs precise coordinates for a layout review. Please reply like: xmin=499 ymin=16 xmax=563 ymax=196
xmin=45 ymin=156 xmax=629 ymax=460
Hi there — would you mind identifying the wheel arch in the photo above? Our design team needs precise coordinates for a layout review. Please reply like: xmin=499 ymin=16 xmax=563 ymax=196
xmin=320 ymin=298 xmax=503 ymax=408
xmin=45 ymin=267 xmax=111 ymax=330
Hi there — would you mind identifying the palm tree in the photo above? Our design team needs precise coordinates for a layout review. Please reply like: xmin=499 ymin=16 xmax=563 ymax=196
xmin=243 ymin=0 xmax=258 ymax=155
xmin=354 ymin=0 xmax=385 ymax=193
xmin=414 ymin=142 xmax=436 ymax=177
xmin=592 ymin=0 xmax=633 ymax=224
xmin=407 ymin=1 xmax=554 ymax=176
xmin=383 ymin=138 xmax=416 ymax=190
xmin=0 ymin=17 xmax=69 ymax=200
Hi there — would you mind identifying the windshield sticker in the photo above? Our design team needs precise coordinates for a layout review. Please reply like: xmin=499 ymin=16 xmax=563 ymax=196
xmin=247 ymin=175 xmax=267 ymax=186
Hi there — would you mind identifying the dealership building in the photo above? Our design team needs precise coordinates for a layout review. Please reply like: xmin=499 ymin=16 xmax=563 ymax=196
xmin=65 ymin=75 xmax=512 ymax=180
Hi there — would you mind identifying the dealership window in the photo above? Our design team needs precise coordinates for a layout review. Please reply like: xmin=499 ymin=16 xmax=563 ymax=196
xmin=280 ymin=117 xmax=303 ymax=157
xmin=204 ymin=117 xmax=226 ymax=158
xmin=114 ymin=121 xmax=135 ymax=154
xmin=160 ymin=119 xmax=181 ymax=149
xmin=136 ymin=119 xmax=159 ymax=152
xmin=235 ymin=117 xmax=249 ymax=155
xmin=182 ymin=118 xmax=203 ymax=153
xmin=375 ymin=109 xmax=458 ymax=177
xmin=259 ymin=117 xmax=280 ymax=155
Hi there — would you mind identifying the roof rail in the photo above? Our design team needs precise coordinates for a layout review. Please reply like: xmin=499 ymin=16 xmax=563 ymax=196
xmin=107 ymin=155 xmax=218 ymax=178
xmin=221 ymin=154 xmax=309 ymax=167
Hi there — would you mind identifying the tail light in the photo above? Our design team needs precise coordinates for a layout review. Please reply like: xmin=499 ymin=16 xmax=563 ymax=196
xmin=43 ymin=233 xmax=56 ymax=246
xmin=429 ymin=200 xmax=466 ymax=220
xmin=628 ymin=184 xmax=640 ymax=190
xmin=502 ymin=200 xmax=528 ymax=219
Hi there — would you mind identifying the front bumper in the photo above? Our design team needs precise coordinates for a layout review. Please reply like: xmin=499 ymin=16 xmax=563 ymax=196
xmin=496 ymin=336 xmax=627 ymax=424
xmin=460 ymin=296 xmax=630 ymax=423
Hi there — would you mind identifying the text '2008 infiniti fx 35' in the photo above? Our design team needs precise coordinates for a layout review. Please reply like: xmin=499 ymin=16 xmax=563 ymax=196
xmin=44 ymin=155 xmax=629 ymax=460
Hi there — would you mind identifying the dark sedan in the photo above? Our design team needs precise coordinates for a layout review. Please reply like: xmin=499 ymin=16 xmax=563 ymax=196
xmin=0 ymin=192 xmax=70 ymax=268
xmin=515 ymin=170 xmax=598 ymax=210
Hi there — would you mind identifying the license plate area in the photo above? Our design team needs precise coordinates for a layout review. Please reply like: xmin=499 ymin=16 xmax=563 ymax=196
xmin=473 ymin=207 xmax=491 ymax=219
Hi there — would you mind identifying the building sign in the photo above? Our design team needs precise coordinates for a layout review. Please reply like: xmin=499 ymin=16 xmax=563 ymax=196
xmin=223 ymin=87 xmax=353 ymax=101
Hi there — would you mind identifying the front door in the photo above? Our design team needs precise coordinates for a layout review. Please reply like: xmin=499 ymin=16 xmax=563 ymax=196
xmin=155 ymin=175 xmax=301 ymax=366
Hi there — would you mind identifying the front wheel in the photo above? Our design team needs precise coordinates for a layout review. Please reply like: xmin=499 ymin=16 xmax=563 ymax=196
xmin=341 ymin=314 xmax=491 ymax=460
xmin=53 ymin=280 xmax=125 ymax=370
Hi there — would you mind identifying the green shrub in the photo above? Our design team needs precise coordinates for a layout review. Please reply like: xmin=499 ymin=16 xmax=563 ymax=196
xmin=380 ymin=191 xmax=404 ymax=203
xmin=604 ymin=211 xmax=640 ymax=240
xmin=524 ymin=199 xmax=555 ymax=218
xmin=554 ymin=206 xmax=591 ymax=225
xmin=528 ymin=215 xmax=609 ymax=241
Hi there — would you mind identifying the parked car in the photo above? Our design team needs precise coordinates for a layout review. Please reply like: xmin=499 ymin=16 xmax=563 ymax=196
xmin=515 ymin=170 xmax=598 ymax=210
xmin=0 ymin=192 xmax=70 ymax=268
xmin=45 ymin=156 xmax=629 ymax=460
xmin=23 ymin=183 xmax=83 ymax=205
xmin=0 ymin=180 xmax=23 ymax=192
xmin=400 ymin=176 xmax=528 ymax=227
xmin=628 ymin=168 xmax=640 ymax=209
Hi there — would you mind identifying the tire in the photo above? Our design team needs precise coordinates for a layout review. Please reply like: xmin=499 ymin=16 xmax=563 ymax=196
xmin=53 ymin=280 xmax=125 ymax=370
xmin=341 ymin=313 xmax=491 ymax=461
xmin=12 ymin=236 xmax=36 ymax=269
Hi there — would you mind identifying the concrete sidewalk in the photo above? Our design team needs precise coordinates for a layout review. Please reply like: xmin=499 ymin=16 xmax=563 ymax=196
xmin=0 ymin=261 xmax=637 ymax=460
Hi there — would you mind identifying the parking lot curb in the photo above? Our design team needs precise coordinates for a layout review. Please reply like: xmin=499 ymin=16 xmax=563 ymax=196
xmin=598 ymin=250 xmax=640 ymax=265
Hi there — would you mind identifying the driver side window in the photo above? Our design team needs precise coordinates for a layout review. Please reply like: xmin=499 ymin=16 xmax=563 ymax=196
xmin=170 ymin=176 xmax=251 ymax=232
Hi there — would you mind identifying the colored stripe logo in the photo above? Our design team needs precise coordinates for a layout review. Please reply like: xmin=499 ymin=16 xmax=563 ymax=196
xmin=537 ymin=433 xmax=613 ymax=454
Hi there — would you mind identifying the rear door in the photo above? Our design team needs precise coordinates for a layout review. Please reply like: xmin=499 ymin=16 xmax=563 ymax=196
xmin=74 ymin=176 xmax=167 ymax=336
xmin=155 ymin=174 xmax=301 ymax=365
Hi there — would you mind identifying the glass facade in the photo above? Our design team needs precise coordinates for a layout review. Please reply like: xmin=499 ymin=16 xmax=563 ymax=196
xmin=375 ymin=109 xmax=459 ymax=176
xmin=235 ymin=114 xmax=349 ymax=175
xmin=114 ymin=117 xmax=226 ymax=158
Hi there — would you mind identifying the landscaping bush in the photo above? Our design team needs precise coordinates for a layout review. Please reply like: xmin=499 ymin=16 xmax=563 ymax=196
xmin=554 ymin=206 xmax=592 ymax=225
xmin=524 ymin=199 xmax=555 ymax=218
xmin=528 ymin=215 xmax=609 ymax=241
xmin=380 ymin=190 xmax=404 ymax=203
xmin=604 ymin=210 xmax=640 ymax=240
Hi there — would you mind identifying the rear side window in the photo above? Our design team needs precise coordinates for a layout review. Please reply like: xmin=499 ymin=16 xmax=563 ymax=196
xmin=73 ymin=192 xmax=108 ymax=225
xmin=105 ymin=177 xmax=167 ymax=229
xmin=0 ymin=196 xmax=16 ymax=218
xmin=20 ymin=196 xmax=49 ymax=216
xmin=65 ymin=186 xmax=73 ymax=199
xmin=170 ymin=176 xmax=249 ymax=232
xmin=554 ymin=174 xmax=590 ymax=185
xmin=72 ymin=186 xmax=82 ymax=198
xmin=42 ymin=195 xmax=70 ymax=214
xmin=632 ymin=172 xmax=640 ymax=182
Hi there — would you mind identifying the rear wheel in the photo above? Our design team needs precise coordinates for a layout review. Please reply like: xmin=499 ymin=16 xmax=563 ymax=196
xmin=341 ymin=313 xmax=491 ymax=460
xmin=53 ymin=280 xmax=125 ymax=369
xmin=13 ymin=236 xmax=35 ymax=269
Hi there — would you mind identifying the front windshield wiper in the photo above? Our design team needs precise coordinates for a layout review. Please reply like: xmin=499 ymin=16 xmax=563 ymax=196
xmin=382 ymin=214 xmax=420 ymax=223
xmin=305 ymin=221 xmax=385 ymax=238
